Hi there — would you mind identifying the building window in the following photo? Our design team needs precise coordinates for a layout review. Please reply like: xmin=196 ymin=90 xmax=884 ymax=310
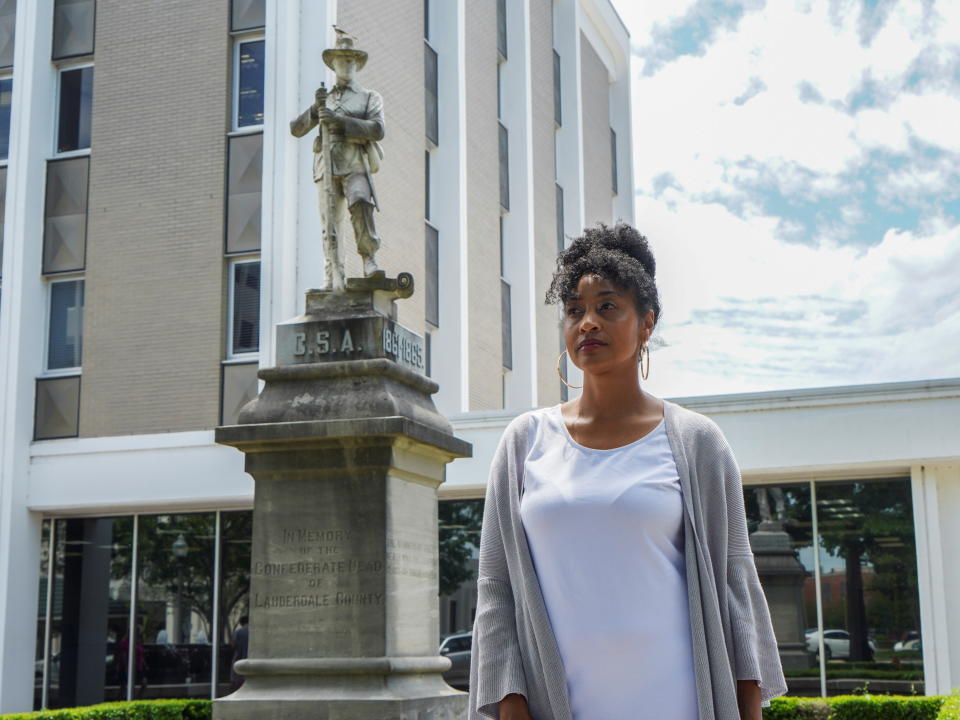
xmin=555 ymin=183 xmax=564 ymax=253
xmin=0 ymin=166 xmax=6 ymax=280
xmin=234 ymin=37 xmax=264 ymax=129
xmin=610 ymin=128 xmax=618 ymax=194
xmin=228 ymin=259 xmax=260 ymax=356
xmin=226 ymin=133 xmax=263 ymax=253
xmin=438 ymin=499 xmax=484 ymax=636
xmin=498 ymin=122 xmax=509 ymax=211
xmin=424 ymin=150 xmax=431 ymax=221
xmin=425 ymin=223 xmax=439 ymax=327
xmin=221 ymin=361 xmax=258 ymax=425
xmin=501 ymin=279 xmax=512 ymax=370
xmin=57 ymin=66 xmax=93 ymax=153
xmin=425 ymin=42 xmax=438 ymax=146
xmin=425 ymin=331 xmax=432 ymax=378
xmin=497 ymin=62 xmax=503 ymax=120
xmin=52 ymin=0 xmax=95 ymax=61
xmin=47 ymin=278 xmax=84 ymax=371
xmin=499 ymin=215 xmax=505 ymax=277
xmin=0 ymin=0 xmax=15 ymax=69
xmin=553 ymin=49 xmax=561 ymax=127
xmin=231 ymin=0 xmax=265 ymax=32
xmin=0 ymin=75 xmax=10 ymax=160
xmin=496 ymin=0 xmax=507 ymax=60
xmin=43 ymin=157 xmax=89 ymax=274
xmin=34 ymin=376 xmax=80 ymax=440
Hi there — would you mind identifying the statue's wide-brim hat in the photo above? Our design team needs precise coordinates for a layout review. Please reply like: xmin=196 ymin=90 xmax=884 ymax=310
xmin=323 ymin=46 xmax=368 ymax=70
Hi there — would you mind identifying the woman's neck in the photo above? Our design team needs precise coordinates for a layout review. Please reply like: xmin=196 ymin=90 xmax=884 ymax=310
xmin=575 ymin=366 xmax=653 ymax=419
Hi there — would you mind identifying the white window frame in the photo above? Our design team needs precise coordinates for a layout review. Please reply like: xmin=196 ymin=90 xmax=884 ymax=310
xmin=232 ymin=33 xmax=265 ymax=133
xmin=43 ymin=274 xmax=84 ymax=376
xmin=53 ymin=61 xmax=94 ymax=159
xmin=226 ymin=255 xmax=261 ymax=360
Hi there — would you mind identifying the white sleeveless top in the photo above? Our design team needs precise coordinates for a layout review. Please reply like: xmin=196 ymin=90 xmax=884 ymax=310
xmin=518 ymin=405 xmax=700 ymax=720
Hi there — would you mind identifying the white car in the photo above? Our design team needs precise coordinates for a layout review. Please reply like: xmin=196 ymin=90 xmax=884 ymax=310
xmin=805 ymin=629 xmax=877 ymax=659
xmin=894 ymin=632 xmax=921 ymax=652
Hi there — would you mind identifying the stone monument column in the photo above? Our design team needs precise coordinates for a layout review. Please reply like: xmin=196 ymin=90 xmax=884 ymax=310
xmin=750 ymin=515 xmax=812 ymax=673
xmin=214 ymin=276 xmax=471 ymax=719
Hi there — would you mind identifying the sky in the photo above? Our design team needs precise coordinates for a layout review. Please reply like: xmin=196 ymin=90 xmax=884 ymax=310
xmin=608 ymin=0 xmax=960 ymax=399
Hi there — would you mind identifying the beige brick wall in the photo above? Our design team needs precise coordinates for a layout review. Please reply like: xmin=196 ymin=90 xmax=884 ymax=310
xmin=580 ymin=32 xmax=613 ymax=229
xmin=530 ymin=0 xmax=562 ymax=406
xmin=338 ymin=0 xmax=426 ymax=335
xmin=465 ymin=0 xmax=503 ymax=411
xmin=79 ymin=0 xmax=230 ymax=437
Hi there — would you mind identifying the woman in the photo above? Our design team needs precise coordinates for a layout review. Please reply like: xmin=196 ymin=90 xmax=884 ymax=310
xmin=468 ymin=223 xmax=787 ymax=719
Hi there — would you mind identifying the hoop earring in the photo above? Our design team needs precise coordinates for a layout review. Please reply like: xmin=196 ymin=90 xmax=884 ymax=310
xmin=639 ymin=344 xmax=650 ymax=381
xmin=556 ymin=350 xmax=582 ymax=390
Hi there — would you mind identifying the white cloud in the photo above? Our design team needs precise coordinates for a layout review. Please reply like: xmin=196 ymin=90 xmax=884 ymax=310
xmin=637 ymin=198 xmax=960 ymax=398
xmin=608 ymin=0 xmax=960 ymax=395
xmin=621 ymin=0 xmax=960 ymax=201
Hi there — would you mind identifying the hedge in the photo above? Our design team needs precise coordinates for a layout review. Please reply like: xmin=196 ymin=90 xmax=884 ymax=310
xmin=3 ymin=694 xmax=959 ymax=720
xmin=0 ymin=700 xmax=210 ymax=720
xmin=764 ymin=693 xmax=959 ymax=720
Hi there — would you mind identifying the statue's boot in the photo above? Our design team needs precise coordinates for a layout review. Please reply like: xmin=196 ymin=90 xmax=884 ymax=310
xmin=362 ymin=254 xmax=383 ymax=278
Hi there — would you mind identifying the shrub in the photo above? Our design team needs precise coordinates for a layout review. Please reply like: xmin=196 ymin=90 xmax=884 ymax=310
xmin=0 ymin=700 xmax=211 ymax=720
xmin=765 ymin=697 xmax=831 ymax=719
xmin=829 ymin=694 xmax=943 ymax=720
xmin=937 ymin=692 xmax=960 ymax=720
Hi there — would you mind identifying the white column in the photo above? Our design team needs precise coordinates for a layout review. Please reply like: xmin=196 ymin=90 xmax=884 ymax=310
xmin=294 ymin=3 xmax=337 ymax=303
xmin=430 ymin=0 xmax=469 ymax=415
xmin=553 ymin=0 xmax=585 ymax=392
xmin=500 ymin=0 xmax=536 ymax=409
xmin=911 ymin=463 xmax=960 ymax=696
xmin=261 ymin=0 xmax=337 ymax=362
xmin=260 ymin=0 xmax=303 ymax=364
xmin=607 ymin=32 xmax=633 ymax=224
xmin=0 ymin=0 xmax=56 ymax=712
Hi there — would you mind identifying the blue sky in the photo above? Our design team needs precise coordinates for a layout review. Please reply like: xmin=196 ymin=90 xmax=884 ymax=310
xmin=609 ymin=0 xmax=960 ymax=398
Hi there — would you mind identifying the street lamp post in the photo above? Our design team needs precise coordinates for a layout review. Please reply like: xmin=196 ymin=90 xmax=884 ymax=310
xmin=172 ymin=533 xmax=188 ymax=645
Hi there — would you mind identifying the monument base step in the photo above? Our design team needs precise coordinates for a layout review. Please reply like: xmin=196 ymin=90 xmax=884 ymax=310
xmin=214 ymin=691 xmax=467 ymax=720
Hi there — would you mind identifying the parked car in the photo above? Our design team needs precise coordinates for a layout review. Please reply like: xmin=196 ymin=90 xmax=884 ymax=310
xmin=894 ymin=631 xmax=921 ymax=652
xmin=805 ymin=629 xmax=877 ymax=659
xmin=440 ymin=632 xmax=472 ymax=690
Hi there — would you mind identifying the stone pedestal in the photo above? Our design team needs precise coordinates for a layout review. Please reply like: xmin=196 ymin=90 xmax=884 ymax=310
xmin=214 ymin=277 xmax=471 ymax=719
xmin=750 ymin=520 xmax=813 ymax=672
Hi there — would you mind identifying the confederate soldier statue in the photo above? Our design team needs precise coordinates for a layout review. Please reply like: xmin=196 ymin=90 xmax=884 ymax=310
xmin=290 ymin=29 xmax=384 ymax=291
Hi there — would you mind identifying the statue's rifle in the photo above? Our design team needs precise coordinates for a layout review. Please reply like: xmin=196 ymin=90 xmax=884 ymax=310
xmin=316 ymin=83 xmax=337 ymax=260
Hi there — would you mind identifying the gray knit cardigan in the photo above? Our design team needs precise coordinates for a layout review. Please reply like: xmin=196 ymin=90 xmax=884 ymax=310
xmin=467 ymin=398 xmax=788 ymax=719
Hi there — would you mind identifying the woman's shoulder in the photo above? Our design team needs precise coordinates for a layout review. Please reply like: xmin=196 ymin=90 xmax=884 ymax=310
xmin=665 ymin=399 xmax=729 ymax=448
xmin=499 ymin=405 xmax=555 ymax=447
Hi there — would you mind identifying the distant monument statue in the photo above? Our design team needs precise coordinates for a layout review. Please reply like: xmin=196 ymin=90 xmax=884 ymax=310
xmin=755 ymin=485 xmax=786 ymax=525
xmin=290 ymin=27 xmax=385 ymax=291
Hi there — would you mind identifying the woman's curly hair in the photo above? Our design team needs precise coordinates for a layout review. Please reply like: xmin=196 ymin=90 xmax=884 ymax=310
xmin=545 ymin=222 xmax=661 ymax=326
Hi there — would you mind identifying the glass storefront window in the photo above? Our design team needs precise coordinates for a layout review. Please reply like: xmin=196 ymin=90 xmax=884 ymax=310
xmin=815 ymin=479 xmax=923 ymax=696
xmin=34 ymin=511 xmax=255 ymax=709
xmin=134 ymin=514 xmax=216 ymax=700
xmin=742 ymin=483 xmax=818 ymax=695
xmin=45 ymin=516 xmax=133 ymax=709
xmin=30 ymin=479 xmax=925 ymax=706
xmin=216 ymin=511 xmax=252 ymax=697
xmin=438 ymin=499 xmax=483 ymax=638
